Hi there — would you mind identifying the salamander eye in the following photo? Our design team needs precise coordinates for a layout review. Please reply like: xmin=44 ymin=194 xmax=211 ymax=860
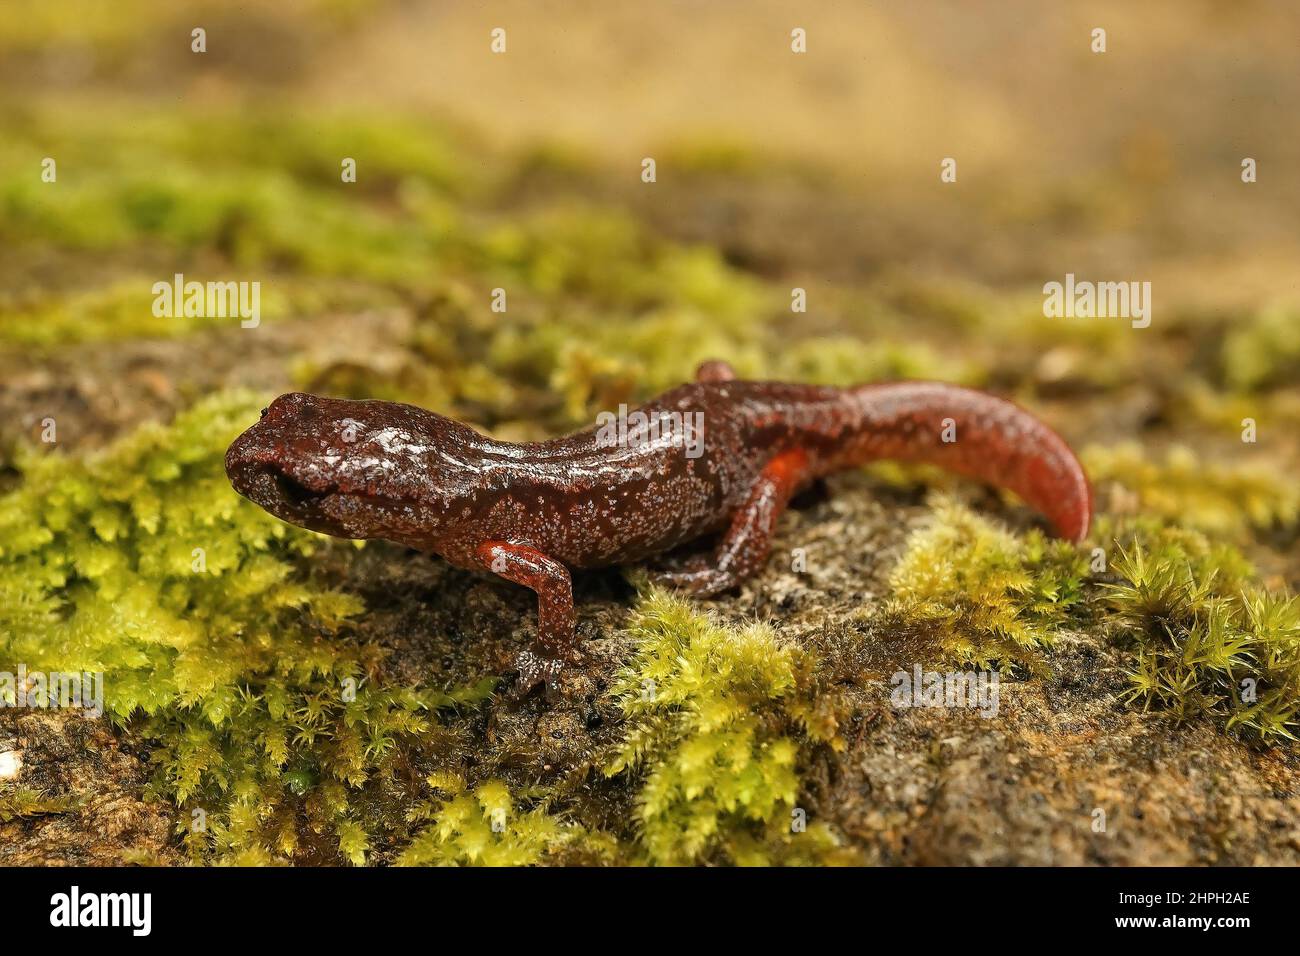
xmin=260 ymin=407 xmax=269 ymax=419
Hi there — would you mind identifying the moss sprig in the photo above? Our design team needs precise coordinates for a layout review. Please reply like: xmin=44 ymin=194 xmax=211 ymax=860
xmin=605 ymin=589 xmax=847 ymax=865
xmin=1105 ymin=526 xmax=1300 ymax=741
xmin=881 ymin=497 xmax=1089 ymax=675
xmin=397 ymin=780 xmax=611 ymax=866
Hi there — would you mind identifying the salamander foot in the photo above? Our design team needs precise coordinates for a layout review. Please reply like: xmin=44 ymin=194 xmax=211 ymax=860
xmin=512 ymin=648 xmax=565 ymax=699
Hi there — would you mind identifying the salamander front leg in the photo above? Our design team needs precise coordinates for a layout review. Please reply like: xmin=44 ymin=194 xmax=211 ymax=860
xmin=475 ymin=541 xmax=576 ymax=696
xmin=655 ymin=448 xmax=811 ymax=596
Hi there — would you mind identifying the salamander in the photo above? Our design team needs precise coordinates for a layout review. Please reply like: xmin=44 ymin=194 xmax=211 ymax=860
xmin=225 ymin=361 xmax=1092 ymax=694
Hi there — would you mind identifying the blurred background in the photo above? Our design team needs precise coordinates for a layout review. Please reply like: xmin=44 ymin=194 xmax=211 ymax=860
xmin=3 ymin=0 xmax=1298 ymax=453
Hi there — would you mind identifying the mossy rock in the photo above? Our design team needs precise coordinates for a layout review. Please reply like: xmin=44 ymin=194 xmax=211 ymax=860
xmin=3 ymin=103 xmax=1300 ymax=865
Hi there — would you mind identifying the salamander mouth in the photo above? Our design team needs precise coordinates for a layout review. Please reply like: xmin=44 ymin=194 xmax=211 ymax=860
xmin=225 ymin=443 xmax=436 ymax=546
xmin=274 ymin=471 xmax=330 ymax=509
xmin=228 ymin=461 xmax=354 ymax=536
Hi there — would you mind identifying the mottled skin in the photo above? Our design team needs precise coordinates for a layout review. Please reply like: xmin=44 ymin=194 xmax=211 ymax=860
xmin=225 ymin=361 xmax=1092 ymax=693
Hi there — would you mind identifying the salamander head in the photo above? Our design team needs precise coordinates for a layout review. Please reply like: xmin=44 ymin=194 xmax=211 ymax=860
xmin=224 ymin=392 xmax=477 ymax=543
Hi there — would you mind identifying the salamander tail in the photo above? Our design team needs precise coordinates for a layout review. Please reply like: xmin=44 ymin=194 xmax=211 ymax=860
xmin=843 ymin=381 xmax=1092 ymax=542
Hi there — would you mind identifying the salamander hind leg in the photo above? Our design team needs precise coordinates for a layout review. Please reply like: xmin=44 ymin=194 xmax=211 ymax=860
xmin=475 ymin=541 xmax=577 ymax=697
xmin=654 ymin=448 xmax=811 ymax=596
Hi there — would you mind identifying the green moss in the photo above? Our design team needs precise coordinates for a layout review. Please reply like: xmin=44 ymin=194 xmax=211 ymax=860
xmin=876 ymin=487 xmax=1299 ymax=744
xmin=0 ymin=786 xmax=77 ymax=823
xmin=1083 ymin=443 xmax=1300 ymax=537
xmin=6 ymin=96 xmax=1300 ymax=867
xmin=0 ymin=275 xmax=396 ymax=347
xmin=0 ymin=109 xmax=478 ymax=306
xmin=0 ymin=1 xmax=380 ymax=55
xmin=0 ymin=391 xmax=496 ymax=864
xmin=1105 ymin=524 xmax=1300 ymax=741
xmin=659 ymin=138 xmax=764 ymax=176
xmin=888 ymin=278 xmax=1137 ymax=381
xmin=2 ymin=164 xmax=452 ymax=286
xmin=306 ymin=278 xmax=975 ymax=440
xmin=774 ymin=336 xmax=977 ymax=388
xmin=397 ymin=780 xmax=614 ymax=866
xmin=605 ymin=589 xmax=848 ymax=865
xmin=881 ymin=497 xmax=1088 ymax=675
xmin=2 ymin=106 xmax=988 ymax=426
xmin=3 ymin=107 xmax=993 ymax=415
xmin=0 ymin=391 xmax=350 ymax=714
xmin=0 ymin=1 xmax=170 ymax=52
xmin=1221 ymin=302 xmax=1300 ymax=392
xmin=1175 ymin=379 xmax=1300 ymax=436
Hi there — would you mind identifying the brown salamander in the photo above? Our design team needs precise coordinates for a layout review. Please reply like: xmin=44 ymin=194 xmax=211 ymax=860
xmin=225 ymin=361 xmax=1091 ymax=693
